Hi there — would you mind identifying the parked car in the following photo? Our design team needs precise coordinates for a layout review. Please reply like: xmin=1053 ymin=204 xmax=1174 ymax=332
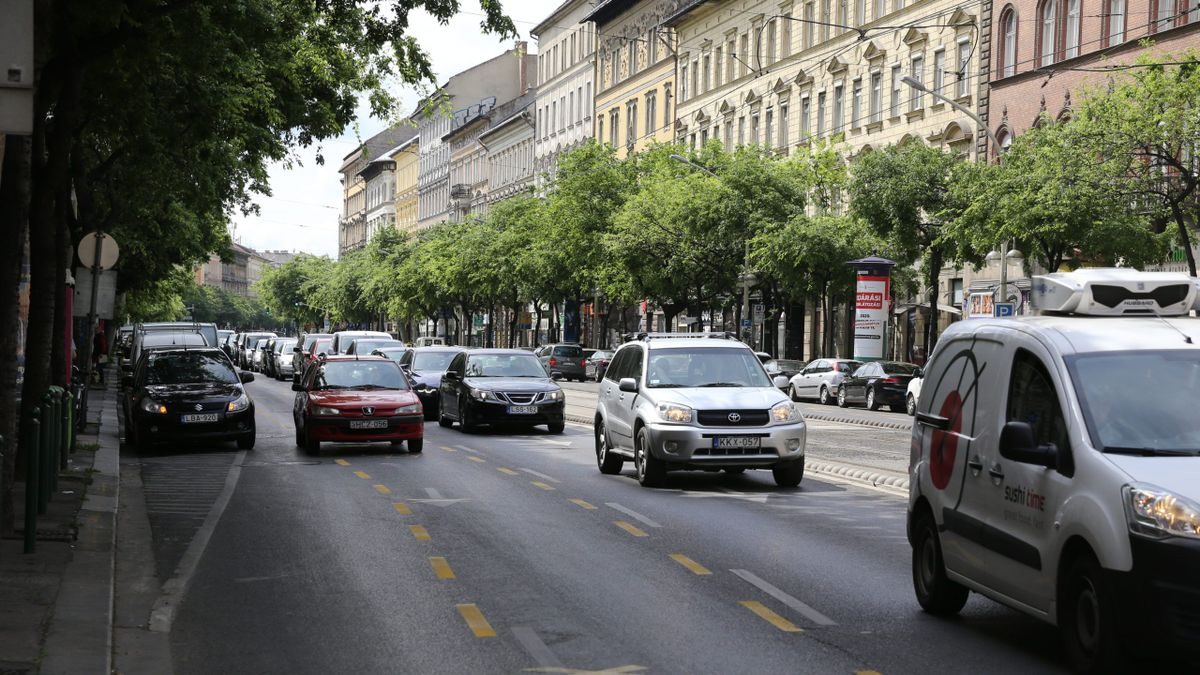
xmin=343 ymin=337 xmax=405 ymax=355
xmin=129 ymin=328 xmax=208 ymax=368
xmin=536 ymin=343 xmax=587 ymax=382
xmin=330 ymin=330 xmax=393 ymax=355
xmin=400 ymin=346 xmax=466 ymax=421
xmin=371 ymin=347 xmax=413 ymax=365
xmin=438 ymin=349 xmax=565 ymax=433
xmin=221 ymin=332 xmax=239 ymax=360
xmin=837 ymin=361 xmax=921 ymax=411
xmin=905 ymin=369 xmax=923 ymax=416
xmin=292 ymin=333 xmax=333 ymax=383
xmin=272 ymin=338 xmax=298 ymax=381
xmin=138 ymin=322 xmax=219 ymax=349
xmin=763 ymin=359 xmax=806 ymax=390
xmin=251 ymin=338 xmax=271 ymax=372
xmin=291 ymin=355 xmax=423 ymax=455
xmin=122 ymin=347 xmax=255 ymax=450
xmin=238 ymin=332 xmax=277 ymax=369
xmin=217 ymin=329 xmax=234 ymax=353
xmin=585 ymin=350 xmax=614 ymax=382
xmin=412 ymin=336 xmax=446 ymax=347
xmin=593 ymin=333 xmax=805 ymax=487
xmin=788 ymin=359 xmax=863 ymax=405
xmin=261 ymin=337 xmax=280 ymax=376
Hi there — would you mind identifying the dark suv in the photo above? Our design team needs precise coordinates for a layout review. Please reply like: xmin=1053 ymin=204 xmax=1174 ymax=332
xmin=536 ymin=343 xmax=587 ymax=382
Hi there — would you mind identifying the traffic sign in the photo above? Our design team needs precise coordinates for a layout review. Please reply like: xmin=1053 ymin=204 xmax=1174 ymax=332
xmin=77 ymin=232 xmax=120 ymax=270
xmin=994 ymin=302 xmax=1016 ymax=318
xmin=741 ymin=319 xmax=751 ymax=327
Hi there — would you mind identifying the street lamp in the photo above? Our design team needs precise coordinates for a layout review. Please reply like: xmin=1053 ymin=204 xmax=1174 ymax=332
xmin=985 ymin=243 xmax=1025 ymax=310
xmin=899 ymin=76 xmax=1002 ymax=155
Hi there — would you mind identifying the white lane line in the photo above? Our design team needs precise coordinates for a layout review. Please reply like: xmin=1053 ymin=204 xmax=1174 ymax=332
xmin=455 ymin=445 xmax=482 ymax=455
xmin=512 ymin=627 xmax=564 ymax=669
xmin=605 ymin=503 xmax=662 ymax=528
xmin=425 ymin=487 xmax=443 ymax=499
xmin=730 ymin=569 xmax=838 ymax=627
xmin=519 ymin=468 xmax=561 ymax=484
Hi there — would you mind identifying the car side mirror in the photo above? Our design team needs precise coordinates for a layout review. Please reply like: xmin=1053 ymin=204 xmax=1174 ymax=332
xmin=443 ymin=371 xmax=459 ymax=381
xmin=291 ymin=381 xmax=304 ymax=392
xmin=773 ymin=376 xmax=789 ymax=389
xmin=999 ymin=421 xmax=1057 ymax=468
xmin=293 ymin=346 xmax=301 ymax=352
xmin=618 ymin=377 xmax=638 ymax=393
xmin=550 ymin=372 xmax=562 ymax=381
xmin=239 ymin=372 xmax=255 ymax=384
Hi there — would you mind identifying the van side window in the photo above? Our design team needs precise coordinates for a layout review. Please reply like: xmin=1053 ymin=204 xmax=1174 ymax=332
xmin=1007 ymin=349 xmax=1073 ymax=474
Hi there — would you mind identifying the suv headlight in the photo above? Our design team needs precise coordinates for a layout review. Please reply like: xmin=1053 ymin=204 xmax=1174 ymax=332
xmin=1124 ymin=483 xmax=1200 ymax=540
xmin=469 ymin=387 xmax=491 ymax=401
xmin=771 ymin=401 xmax=801 ymax=423
xmin=313 ymin=406 xmax=341 ymax=416
xmin=544 ymin=390 xmax=564 ymax=402
xmin=140 ymin=397 xmax=168 ymax=414
xmin=227 ymin=393 xmax=250 ymax=413
xmin=656 ymin=402 xmax=694 ymax=424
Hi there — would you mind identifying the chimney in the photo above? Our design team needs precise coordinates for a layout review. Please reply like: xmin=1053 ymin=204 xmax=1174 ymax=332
xmin=516 ymin=40 xmax=529 ymax=92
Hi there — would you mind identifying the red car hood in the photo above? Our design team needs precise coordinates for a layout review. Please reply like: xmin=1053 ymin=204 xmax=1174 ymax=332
xmin=309 ymin=389 xmax=419 ymax=408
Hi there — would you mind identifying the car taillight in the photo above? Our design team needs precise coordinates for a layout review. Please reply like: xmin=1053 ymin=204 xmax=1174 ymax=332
xmin=549 ymin=357 xmax=557 ymax=367
xmin=881 ymin=377 xmax=900 ymax=384
xmin=580 ymin=360 xmax=587 ymax=367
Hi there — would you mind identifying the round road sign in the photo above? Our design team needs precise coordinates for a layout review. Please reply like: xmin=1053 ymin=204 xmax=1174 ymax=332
xmin=77 ymin=232 xmax=120 ymax=270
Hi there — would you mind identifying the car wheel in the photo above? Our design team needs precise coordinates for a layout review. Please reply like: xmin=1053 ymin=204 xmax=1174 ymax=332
xmin=1060 ymin=553 xmax=1124 ymax=673
xmin=819 ymin=386 xmax=831 ymax=405
xmin=837 ymin=386 xmax=848 ymax=408
xmin=423 ymin=401 xmax=438 ymax=422
xmin=407 ymin=437 xmax=424 ymax=454
xmin=303 ymin=424 xmax=320 ymax=456
xmin=458 ymin=400 xmax=476 ymax=433
xmin=788 ymin=384 xmax=799 ymax=402
xmin=906 ymin=393 xmax=917 ymax=416
xmin=438 ymin=406 xmax=453 ymax=428
xmin=595 ymin=420 xmax=623 ymax=475
xmin=294 ymin=425 xmax=304 ymax=447
xmin=634 ymin=427 xmax=666 ymax=487
xmin=595 ymin=371 xmax=603 ymax=383
xmin=911 ymin=509 xmax=970 ymax=616
xmin=547 ymin=419 xmax=565 ymax=434
xmin=772 ymin=459 xmax=804 ymax=487
xmin=866 ymin=387 xmax=880 ymax=411
xmin=236 ymin=428 xmax=256 ymax=450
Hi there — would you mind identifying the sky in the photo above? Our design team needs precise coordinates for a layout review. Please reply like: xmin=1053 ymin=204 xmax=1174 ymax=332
xmin=230 ymin=0 xmax=564 ymax=259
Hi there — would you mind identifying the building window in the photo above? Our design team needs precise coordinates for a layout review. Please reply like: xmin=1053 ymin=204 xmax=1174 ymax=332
xmin=817 ymin=91 xmax=827 ymax=136
xmin=645 ymin=92 xmax=657 ymax=135
xmin=781 ymin=11 xmax=792 ymax=56
xmin=552 ymin=101 xmax=558 ymax=131
xmin=956 ymin=40 xmax=971 ymax=98
xmin=627 ymin=101 xmax=638 ymax=146
xmin=766 ymin=21 xmax=777 ymax=64
xmin=870 ymin=71 xmax=882 ymax=122
xmin=766 ymin=108 xmax=775 ymax=148
xmin=934 ymin=49 xmax=946 ymax=94
xmin=569 ymin=91 xmax=575 ymax=125
xmin=851 ymin=78 xmax=862 ymax=126
xmin=537 ymin=108 xmax=543 ymax=137
xmin=800 ymin=96 xmax=811 ymax=137
xmin=1000 ymin=9 xmax=1017 ymax=76
xmin=1064 ymin=0 xmax=1081 ymax=58
xmin=951 ymin=279 xmax=964 ymax=306
xmin=691 ymin=59 xmax=700 ymax=97
xmin=1154 ymin=0 xmax=1176 ymax=32
xmin=628 ymin=39 xmax=637 ymax=75
xmin=740 ymin=33 xmax=750 ymax=76
xmin=875 ymin=0 xmax=886 ymax=19
xmin=832 ymin=82 xmax=844 ymax=131
xmin=738 ymin=115 xmax=746 ymax=144
xmin=727 ymin=38 xmax=737 ymax=81
xmin=680 ymin=63 xmax=689 ymax=101
xmin=821 ymin=0 xmax=832 ymax=40
xmin=804 ymin=3 xmax=815 ymax=49
xmin=586 ymin=82 xmax=592 ymax=114
xmin=1104 ymin=0 xmax=1125 ymax=45
xmin=995 ymin=127 xmax=1013 ymax=156
xmin=664 ymin=84 xmax=673 ymax=127
xmin=779 ymin=103 xmax=789 ymax=147
xmin=649 ymin=28 xmax=659 ymax=63
xmin=715 ymin=47 xmax=724 ymax=87
xmin=610 ymin=49 xmax=620 ymax=85
xmin=890 ymin=64 xmax=901 ymax=116
xmin=1038 ymin=0 xmax=1056 ymax=66
xmin=725 ymin=120 xmax=734 ymax=150
xmin=751 ymin=112 xmax=761 ymax=144
xmin=909 ymin=54 xmax=924 ymax=111
xmin=610 ymin=109 xmax=619 ymax=147
xmin=856 ymin=0 xmax=866 ymax=25
xmin=598 ymin=115 xmax=605 ymax=145
xmin=703 ymin=54 xmax=712 ymax=92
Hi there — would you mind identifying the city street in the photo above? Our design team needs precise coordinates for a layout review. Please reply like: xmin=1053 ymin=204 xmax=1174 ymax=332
xmin=116 ymin=374 xmax=1072 ymax=674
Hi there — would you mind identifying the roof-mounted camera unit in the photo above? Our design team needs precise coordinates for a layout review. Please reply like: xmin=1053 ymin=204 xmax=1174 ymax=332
xmin=1031 ymin=269 xmax=1200 ymax=317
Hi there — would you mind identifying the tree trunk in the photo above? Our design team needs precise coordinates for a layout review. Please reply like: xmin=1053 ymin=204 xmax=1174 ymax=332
xmin=0 ymin=135 xmax=31 ymax=535
xmin=925 ymin=246 xmax=943 ymax=355
xmin=1171 ymin=202 xmax=1197 ymax=277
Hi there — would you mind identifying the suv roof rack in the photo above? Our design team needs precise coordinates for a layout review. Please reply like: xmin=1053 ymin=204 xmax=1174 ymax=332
xmin=623 ymin=331 xmax=741 ymax=342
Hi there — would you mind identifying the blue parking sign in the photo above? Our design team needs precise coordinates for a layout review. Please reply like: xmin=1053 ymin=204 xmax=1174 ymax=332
xmin=994 ymin=302 xmax=1016 ymax=317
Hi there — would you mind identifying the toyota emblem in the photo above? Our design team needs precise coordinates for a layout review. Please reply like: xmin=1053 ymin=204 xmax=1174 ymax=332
xmin=194 ymin=404 xmax=203 ymax=411
xmin=728 ymin=412 xmax=741 ymax=423
xmin=362 ymin=406 xmax=375 ymax=416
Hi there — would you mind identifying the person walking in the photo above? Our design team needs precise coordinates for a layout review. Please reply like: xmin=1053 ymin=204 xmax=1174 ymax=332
xmin=92 ymin=325 xmax=108 ymax=385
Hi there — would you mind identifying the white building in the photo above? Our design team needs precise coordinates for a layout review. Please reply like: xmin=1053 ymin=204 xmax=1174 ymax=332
xmin=530 ymin=0 xmax=596 ymax=189
xmin=480 ymin=95 xmax=537 ymax=206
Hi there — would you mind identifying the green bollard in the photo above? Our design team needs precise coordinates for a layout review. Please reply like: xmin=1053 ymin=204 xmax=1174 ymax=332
xmin=39 ymin=396 xmax=52 ymax=515
xmin=64 ymin=390 xmax=73 ymax=461
xmin=49 ymin=391 xmax=61 ymax=491
xmin=25 ymin=411 xmax=40 ymax=550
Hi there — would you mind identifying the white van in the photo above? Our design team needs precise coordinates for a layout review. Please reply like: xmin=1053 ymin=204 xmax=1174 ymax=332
xmin=329 ymin=330 xmax=392 ymax=355
xmin=908 ymin=269 xmax=1200 ymax=673
xmin=413 ymin=336 xmax=446 ymax=347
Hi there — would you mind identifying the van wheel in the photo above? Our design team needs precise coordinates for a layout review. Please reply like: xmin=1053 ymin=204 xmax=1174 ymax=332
xmin=912 ymin=510 xmax=969 ymax=616
xmin=772 ymin=459 xmax=804 ymax=487
xmin=819 ymin=386 xmax=831 ymax=405
xmin=866 ymin=387 xmax=880 ymax=411
xmin=837 ymin=386 xmax=848 ymax=408
xmin=595 ymin=420 xmax=623 ymax=475
xmin=906 ymin=393 xmax=917 ymax=416
xmin=1060 ymin=554 xmax=1124 ymax=673
xmin=634 ymin=427 xmax=665 ymax=487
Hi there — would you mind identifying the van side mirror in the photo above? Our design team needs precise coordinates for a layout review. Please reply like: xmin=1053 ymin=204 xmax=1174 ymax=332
xmin=999 ymin=421 xmax=1058 ymax=468
xmin=618 ymin=377 xmax=638 ymax=393
xmin=913 ymin=368 xmax=923 ymax=378
xmin=443 ymin=371 xmax=459 ymax=381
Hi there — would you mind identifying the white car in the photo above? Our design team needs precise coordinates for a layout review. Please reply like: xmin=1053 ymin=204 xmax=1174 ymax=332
xmin=908 ymin=269 xmax=1200 ymax=673
xmin=905 ymin=373 xmax=922 ymax=416
xmin=787 ymin=358 xmax=863 ymax=405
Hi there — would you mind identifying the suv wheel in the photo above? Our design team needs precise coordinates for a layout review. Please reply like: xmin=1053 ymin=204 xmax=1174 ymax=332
xmin=911 ymin=509 xmax=969 ymax=615
xmin=819 ymin=386 xmax=831 ymax=405
xmin=772 ymin=459 xmax=804 ymax=487
xmin=837 ymin=386 xmax=848 ymax=408
xmin=634 ymin=427 xmax=665 ymax=487
xmin=906 ymin=393 xmax=917 ymax=416
xmin=866 ymin=387 xmax=880 ymax=411
xmin=596 ymin=420 xmax=623 ymax=475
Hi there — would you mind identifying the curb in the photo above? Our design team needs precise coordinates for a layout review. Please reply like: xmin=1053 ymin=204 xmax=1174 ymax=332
xmin=805 ymin=460 xmax=909 ymax=496
xmin=565 ymin=414 xmax=593 ymax=427
xmin=802 ymin=412 xmax=912 ymax=431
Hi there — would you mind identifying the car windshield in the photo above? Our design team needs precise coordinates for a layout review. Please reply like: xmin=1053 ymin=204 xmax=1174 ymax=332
xmin=464 ymin=354 xmax=546 ymax=378
xmin=254 ymin=339 xmax=268 ymax=349
xmin=313 ymin=361 xmax=409 ymax=390
xmin=353 ymin=339 xmax=401 ymax=353
xmin=412 ymin=351 xmax=458 ymax=371
xmin=836 ymin=361 xmax=862 ymax=373
xmin=646 ymin=348 xmax=773 ymax=388
xmin=143 ymin=333 xmax=206 ymax=348
xmin=552 ymin=345 xmax=583 ymax=358
xmin=312 ymin=340 xmax=332 ymax=355
xmin=1068 ymin=350 xmax=1200 ymax=455
xmin=882 ymin=363 xmax=918 ymax=375
xmin=145 ymin=353 xmax=238 ymax=385
xmin=303 ymin=335 xmax=329 ymax=351
xmin=276 ymin=340 xmax=296 ymax=353
xmin=375 ymin=350 xmax=409 ymax=363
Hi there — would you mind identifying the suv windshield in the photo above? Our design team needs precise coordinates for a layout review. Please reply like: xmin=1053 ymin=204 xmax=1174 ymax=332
xmin=552 ymin=345 xmax=583 ymax=358
xmin=412 ymin=351 xmax=458 ymax=371
xmin=352 ymin=339 xmax=400 ymax=353
xmin=646 ymin=347 xmax=773 ymax=388
xmin=465 ymin=354 xmax=546 ymax=378
xmin=145 ymin=353 xmax=238 ymax=385
xmin=313 ymin=361 xmax=409 ymax=390
xmin=1068 ymin=350 xmax=1200 ymax=455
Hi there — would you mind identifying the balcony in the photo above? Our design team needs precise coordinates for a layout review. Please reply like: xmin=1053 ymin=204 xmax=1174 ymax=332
xmin=450 ymin=183 xmax=470 ymax=199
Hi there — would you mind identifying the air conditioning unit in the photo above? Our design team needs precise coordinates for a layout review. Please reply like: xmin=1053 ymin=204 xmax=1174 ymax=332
xmin=1031 ymin=269 xmax=1200 ymax=317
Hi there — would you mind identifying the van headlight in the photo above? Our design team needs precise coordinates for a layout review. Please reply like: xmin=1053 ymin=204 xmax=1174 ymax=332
xmin=656 ymin=402 xmax=694 ymax=424
xmin=1123 ymin=483 xmax=1200 ymax=540
xmin=227 ymin=394 xmax=250 ymax=413
xmin=771 ymin=401 xmax=801 ymax=423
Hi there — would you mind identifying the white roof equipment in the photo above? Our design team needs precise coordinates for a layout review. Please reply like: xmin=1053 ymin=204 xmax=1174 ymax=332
xmin=1031 ymin=269 xmax=1200 ymax=317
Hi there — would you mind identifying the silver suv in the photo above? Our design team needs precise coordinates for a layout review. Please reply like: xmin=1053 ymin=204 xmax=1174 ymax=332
xmin=593 ymin=333 xmax=807 ymax=487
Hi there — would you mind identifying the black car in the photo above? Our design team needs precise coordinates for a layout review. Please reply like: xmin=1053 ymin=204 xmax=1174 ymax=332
xmin=584 ymin=350 xmax=613 ymax=382
xmin=397 ymin=346 xmax=465 ymax=421
xmin=837 ymin=360 xmax=921 ymax=412
xmin=122 ymin=347 xmax=256 ymax=450
xmin=438 ymin=349 xmax=565 ymax=433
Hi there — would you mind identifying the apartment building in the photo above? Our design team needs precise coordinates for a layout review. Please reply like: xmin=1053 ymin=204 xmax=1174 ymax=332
xmin=338 ymin=124 xmax=417 ymax=256
xmin=531 ymin=0 xmax=598 ymax=187
xmin=359 ymin=150 xmax=399 ymax=239
xmin=391 ymin=137 xmax=420 ymax=235
xmin=480 ymin=97 xmax=537 ymax=206
xmin=584 ymin=0 xmax=684 ymax=159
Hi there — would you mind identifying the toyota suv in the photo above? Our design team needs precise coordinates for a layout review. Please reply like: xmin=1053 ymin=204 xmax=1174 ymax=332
xmin=593 ymin=333 xmax=806 ymax=487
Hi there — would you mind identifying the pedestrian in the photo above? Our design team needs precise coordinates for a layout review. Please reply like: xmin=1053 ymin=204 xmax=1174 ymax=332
xmin=92 ymin=325 xmax=108 ymax=385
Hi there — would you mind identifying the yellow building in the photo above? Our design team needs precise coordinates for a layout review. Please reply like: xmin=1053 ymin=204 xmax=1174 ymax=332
xmin=583 ymin=0 xmax=685 ymax=159
xmin=391 ymin=137 xmax=419 ymax=236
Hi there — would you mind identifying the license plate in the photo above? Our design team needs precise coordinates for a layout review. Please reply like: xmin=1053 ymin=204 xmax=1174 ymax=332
xmin=181 ymin=413 xmax=219 ymax=424
xmin=349 ymin=419 xmax=388 ymax=430
xmin=713 ymin=436 xmax=761 ymax=450
xmin=507 ymin=405 xmax=538 ymax=415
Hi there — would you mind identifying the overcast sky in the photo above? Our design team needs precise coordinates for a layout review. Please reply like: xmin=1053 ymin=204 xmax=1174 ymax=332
xmin=230 ymin=1 xmax=563 ymax=259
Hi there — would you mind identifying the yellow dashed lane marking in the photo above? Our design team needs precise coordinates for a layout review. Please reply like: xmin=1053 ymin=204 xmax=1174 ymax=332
xmin=353 ymin=470 xmax=371 ymax=480
xmin=409 ymin=525 xmax=431 ymax=541
xmin=614 ymin=521 xmax=648 ymax=537
xmin=497 ymin=467 xmax=519 ymax=475
xmin=670 ymin=553 xmax=712 ymax=576
xmin=467 ymin=456 xmax=486 ymax=463
xmin=456 ymin=603 xmax=497 ymax=638
xmin=334 ymin=459 xmax=350 ymax=466
xmin=856 ymin=671 xmax=883 ymax=675
xmin=569 ymin=499 xmax=597 ymax=510
xmin=740 ymin=601 xmax=803 ymax=633
xmin=392 ymin=502 xmax=412 ymax=515
xmin=430 ymin=557 xmax=455 ymax=580
xmin=440 ymin=445 xmax=457 ymax=452
xmin=373 ymin=484 xmax=391 ymax=495
xmin=531 ymin=481 xmax=556 ymax=491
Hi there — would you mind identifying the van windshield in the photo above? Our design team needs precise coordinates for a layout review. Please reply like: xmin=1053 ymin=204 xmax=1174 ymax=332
xmin=1068 ymin=350 xmax=1200 ymax=456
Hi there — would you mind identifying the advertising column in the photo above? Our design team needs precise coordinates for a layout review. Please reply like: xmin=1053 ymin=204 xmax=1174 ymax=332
xmin=846 ymin=256 xmax=896 ymax=362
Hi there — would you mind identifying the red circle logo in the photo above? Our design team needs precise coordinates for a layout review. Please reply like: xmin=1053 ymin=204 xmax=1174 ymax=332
xmin=929 ymin=391 xmax=962 ymax=490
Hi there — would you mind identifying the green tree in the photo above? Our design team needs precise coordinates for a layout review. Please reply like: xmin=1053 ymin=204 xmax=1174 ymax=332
xmin=257 ymin=254 xmax=336 ymax=329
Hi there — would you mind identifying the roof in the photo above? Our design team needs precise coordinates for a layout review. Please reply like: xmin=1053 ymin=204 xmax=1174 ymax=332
xmin=580 ymin=0 xmax=637 ymax=26
xmin=318 ymin=355 xmax=389 ymax=362
xmin=339 ymin=124 xmax=418 ymax=167
xmin=467 ymin=349 xmax=542 ymax=355
xmin=941 ymin=316 xmax=1200 ymax=356
xmin=662 ymin=0 xmax=712 ymax=27
xmin=531 ymin=0 xmax=593 ymax=37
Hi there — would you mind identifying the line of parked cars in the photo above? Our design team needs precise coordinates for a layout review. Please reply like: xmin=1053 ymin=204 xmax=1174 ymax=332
xmin=781 ymin=357 xmax=924 ymax=415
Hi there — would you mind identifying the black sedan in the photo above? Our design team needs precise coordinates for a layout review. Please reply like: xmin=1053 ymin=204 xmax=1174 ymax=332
xmin=585 ymin=350 xmax=613 ymax=382
xmin=438 ymin=349 xmax=565 ymax=433
xmin=122 ymin=347 xmax=256 ymax=450
xmin=393 ymin=346 xmax=465 ymax=421
xmin=837 ymin=360 xmax=921 ymax=412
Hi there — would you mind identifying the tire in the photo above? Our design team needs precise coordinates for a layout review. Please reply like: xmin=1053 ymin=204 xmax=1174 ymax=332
xmin=634 ymin=426 xmax=666 ymax=487
xmin=423 ymin=402 xmax=438 ymax=422
xmin=772 ymin=459 xmax=804 ymax=487
xmin=837 ymin=386 xmax=849 ymax=408
xmin=407 ymin=437 xmax=424 ymax=454
xmin=438 ymin=408 xmax=453 ymax=428
xmin=458 ymin=400 xmax=476 ymax=433
xmin=595 ymin=371 xmax=603 ymax=383
xmin=547 ymin=419 xmax=565 ymax=434
xmin=303 ymin=424 xmax=320 ymax=456
xmin=237 ymin=429 xmax=256 ymax=450
xmin=295 ymin=425 xmax=304 ymax=447
xmin=906 ymin=393 xmax=917 ymax=417
xmin=1060 ymin=553 xmax=1124 ymax=674
xmin=788 ymin=384 xmax=799 ymax=402
xmin=911 ymin=510 xmax=970 ymax=616
xmin=867 ymin=387 xmax=880 ymax=411
xmin=819 ymin=386 xmax=831 ymax=405
xmin=595 ymin=420 xmax=624 ymax=475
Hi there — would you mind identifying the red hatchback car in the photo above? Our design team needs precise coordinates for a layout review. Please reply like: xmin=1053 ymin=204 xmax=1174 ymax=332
xmin=292 ymin=355 xmax=423 ymax=455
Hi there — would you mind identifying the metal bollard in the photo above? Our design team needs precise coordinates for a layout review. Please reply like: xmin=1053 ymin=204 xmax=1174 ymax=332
xmin=39 ymin=396 xmax=52 ymax=515
xmin=25 ymin=411 xmax=40 ymax=552
xmin=49 ymin=391 xmax=61 ymax=491
xmin=64 ymin=390 xmax=74 ymax=459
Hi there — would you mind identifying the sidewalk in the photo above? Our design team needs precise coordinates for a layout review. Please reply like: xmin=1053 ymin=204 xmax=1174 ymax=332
xmin=0 ymin=380 xmax=119 ymax=675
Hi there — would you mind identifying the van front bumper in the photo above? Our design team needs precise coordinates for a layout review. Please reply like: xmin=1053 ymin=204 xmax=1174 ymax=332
xmin=643 ymin=421 xmax=806 ymax=468
xmin=1112 ymin=535 xmax=1200 ymax=656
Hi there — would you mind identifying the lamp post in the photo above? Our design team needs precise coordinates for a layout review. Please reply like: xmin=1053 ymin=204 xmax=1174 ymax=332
xmin=985 ymin=242 xmax=1025 ymax=313
xmin=900 ymin=76 xmax=1002 ymax=156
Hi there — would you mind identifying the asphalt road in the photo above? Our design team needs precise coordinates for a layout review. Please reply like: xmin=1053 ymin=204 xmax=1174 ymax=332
xmin=132 ymin=373 xmax=1075 ymax=674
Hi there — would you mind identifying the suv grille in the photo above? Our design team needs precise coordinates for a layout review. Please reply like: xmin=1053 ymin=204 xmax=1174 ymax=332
xmin=697 ymin=410 xmax=769 ymax=427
